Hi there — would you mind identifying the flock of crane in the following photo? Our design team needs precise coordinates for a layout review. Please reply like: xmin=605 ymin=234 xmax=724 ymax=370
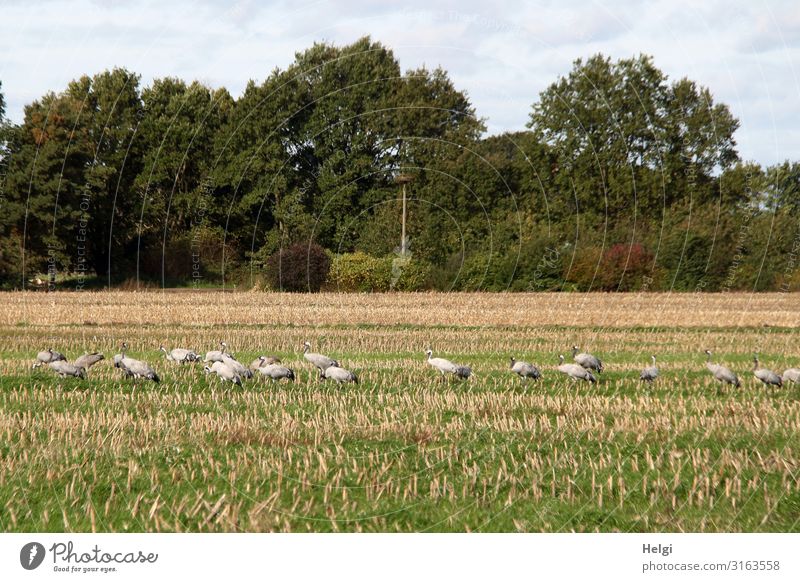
xmin=30 ymin=342 xmax=800 ymax=391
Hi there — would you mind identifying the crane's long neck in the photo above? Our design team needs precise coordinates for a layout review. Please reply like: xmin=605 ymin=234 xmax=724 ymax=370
xmin=571 ymin=347 xmax=578 ymax=357
xmin=559 ymin=355 xmax=565 ymax=364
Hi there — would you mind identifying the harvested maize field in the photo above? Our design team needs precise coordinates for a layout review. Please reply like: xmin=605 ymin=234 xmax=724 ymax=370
xmin=0 ymin=291 xmax=799 ymax=532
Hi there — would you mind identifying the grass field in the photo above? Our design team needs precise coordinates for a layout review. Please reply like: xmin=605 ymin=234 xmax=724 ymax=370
xmin=0 ymin=291 xmax=799 ymax=532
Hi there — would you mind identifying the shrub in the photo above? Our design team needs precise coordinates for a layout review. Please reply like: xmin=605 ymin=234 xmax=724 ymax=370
xmin=266 ymin=242 xmax=330 ymax=292
xmin=389 ymin=255 xmax=432 ymax=291
xmin=0 ymin=230 xmax=25 ymax=288
xmin=327 ymin=252 xmax=390 ymax=292
xmin=597 ymin=243 xmax=655 ymax=291
xmin=327 ymin=252 xmax=431 ymax=291
xmin=660 ymin=231 xmax=713 ymax=291
xmin=509 ymin=237 xmax=566 ymax=291
xmin=564 ymin=245 xmax=603 ymax=291
xmin=456 ymin=252 xmax=508 ymax=291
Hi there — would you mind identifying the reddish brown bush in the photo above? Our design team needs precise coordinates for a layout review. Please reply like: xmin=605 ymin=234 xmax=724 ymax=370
xmin=266 ymin=242 xmax=330 ymax=292
xmin=598 ymin=243 xmax=654 ymax=291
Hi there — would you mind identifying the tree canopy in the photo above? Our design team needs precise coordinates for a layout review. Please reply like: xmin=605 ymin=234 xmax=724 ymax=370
xmin=0 ymin=39 xmax=796 ymax=292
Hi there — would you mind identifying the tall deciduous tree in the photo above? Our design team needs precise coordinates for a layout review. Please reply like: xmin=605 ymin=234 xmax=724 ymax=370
xmin=763 ymin=161 xmax=800 ymax=212
xmin=216 ymin=37 xmax=484 ymax=268
xmin=73 ymin=68 xmax=143 ymax=278
xmin=3 ymin=69 xmax=144 ymax=282
xmin=3 ymin=88 xmax=92 ymax=280
xmin=528 ymin=54 xmax=740 ymax=216
xmin=134 ymin=78 xmax=232 ymax=281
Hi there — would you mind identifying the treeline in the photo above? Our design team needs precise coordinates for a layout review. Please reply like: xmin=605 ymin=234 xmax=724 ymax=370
xmin=0 ymin=36 xmax=798 ymax=291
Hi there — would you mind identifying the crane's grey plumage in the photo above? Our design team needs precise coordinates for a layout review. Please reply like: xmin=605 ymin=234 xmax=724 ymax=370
xmin=160 ymin=345 xmax=199 ymax=364
xmin=48 ymin=360 xmax=86 ymax=379
xmin=425 ymin=349 xmax=471 ymax=380
xmin=122 ymin=358 xmax=160 ymax=383
xmin=510 ymin=357 xmax=541 ymax=381
xmin=204 ymin=341 xmax=232 ymax=363
xmin=112 ymin=353 xmax=126 ymax=372
xmin=114 ymin=343 xmax=159 ymax=383
xmin=113 ymin=343 xmax=131 ymax=374
xmin=220 ymin=354 xmax=253 ymax=379
xmin=73 ymin=352 xmax=104 ymax=370
xmin=753 ymin=355 xmax=782 ymax=389
xmin=256 ymin=364 xmax=295 ymax=381
xmin=33 ymin=348 xmax=66 ymax=369
xmin=704 ymin=350 xmax=740 ymax=388
xmin=303 ymin=341 xmax=339 ymax=372
xmin=557 ymin=355 xmax=596 ymax=383
xmin=572 ymin=346 xmax=603 ymax=372
xmin=204 ymin=361 xmax=242 ymax=386
xmin=640 ymin=355 xmax=659 ymax=383
xmin=250 ymin=355 xmax=282 ymax=370
xmin=782 ymin=368 xmax=800 ymax=384
xmin=320 ymin=365 xmax=358 ymax=384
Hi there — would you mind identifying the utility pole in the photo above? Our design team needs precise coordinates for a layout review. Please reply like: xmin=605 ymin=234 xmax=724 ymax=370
xmin=394 ymin=174 xmax=414 ymax=256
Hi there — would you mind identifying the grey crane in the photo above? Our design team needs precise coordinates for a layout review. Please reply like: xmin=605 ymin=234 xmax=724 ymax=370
xmin=510 ymin=357 xmax=541 ymax=381
xmin=123 ymin=358 xmax=160 ymax=383
xmin=204 ymin=361 xmax=242 ymax=386
xmin=320 ymin=365 xmax=358 ymax=385
xmin=221 ymin=353 xmax=253 ymax=379
xmin=73 ymin=352 xmax=104 ymax=370
xmin=256 ymin=363 xmax=295 ymax=382
xmin=204 ymin=341 xmax=232 ymax=363
xmin=48 ymin=360 xmax=86 ymax=379
xmin=250 ymin=355 xmax=282 ymax=370
xmin=114 ymin=343 xmax=159 ymax=383
xmin=160 ymin=345 xmax=199 ymax=364
xmin=572 ymin=346 xmax=603 ymax=373
xmin=33 ymin=348 xmax=66 ymax=369
xmin=782 ymin=368 xmax=800 ymax=385
xmin=112 ymin=353 xmax=127 ymax=373
xmin=704 ymin=350 xmax=740 ymax=388
xmin=753 ymin=355 xmax=782 ymax=390
xmin=303 ymin=341 xmax=339 ymax=373
xmin=425 ymin=349 xmax=471 ymax=380
xmin=112 ymin=343 xmax=131 ymax=374
xmin=557 ymin=355 xmax=596 ymax=383
xmin=640 ymin=355 xmax=659 ymax=384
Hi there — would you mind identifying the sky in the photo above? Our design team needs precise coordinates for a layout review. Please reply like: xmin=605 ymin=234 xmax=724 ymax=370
xmin=1 ymin=0 xmax=798 ymax=166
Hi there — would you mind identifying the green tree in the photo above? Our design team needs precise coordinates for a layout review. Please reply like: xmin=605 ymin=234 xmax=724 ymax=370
xmin=134 ymin=78 xmax=232 ymax=282
xmin=73 ymin=69 xmax=144 ymax=278
xmin=763 ymin=161 xmax=800 ymax=212
xmin=2 ymin=69 xmax=145 ymax=284
xmin=216 ymin=37 xmax=484 ymax=278
xmin=2 ymin=89 xmax=92 ymax=281
xmin=0 ymin=81 xmax=24 ymax=285
xmin=528 ymin=54 xmax=740 ymax=216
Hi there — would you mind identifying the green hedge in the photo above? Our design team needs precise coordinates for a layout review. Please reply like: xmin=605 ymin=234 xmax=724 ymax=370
xmin=327 ymin=252 xmax=431 ymax=291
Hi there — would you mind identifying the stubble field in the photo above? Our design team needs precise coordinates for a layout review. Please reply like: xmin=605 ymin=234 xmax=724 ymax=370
xmin=0 ymin=291 xmax=798 ymax=532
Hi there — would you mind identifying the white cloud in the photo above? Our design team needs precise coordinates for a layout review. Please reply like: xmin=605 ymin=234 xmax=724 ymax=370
xmin=0 ymin=0 xmax=797 ymax=164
